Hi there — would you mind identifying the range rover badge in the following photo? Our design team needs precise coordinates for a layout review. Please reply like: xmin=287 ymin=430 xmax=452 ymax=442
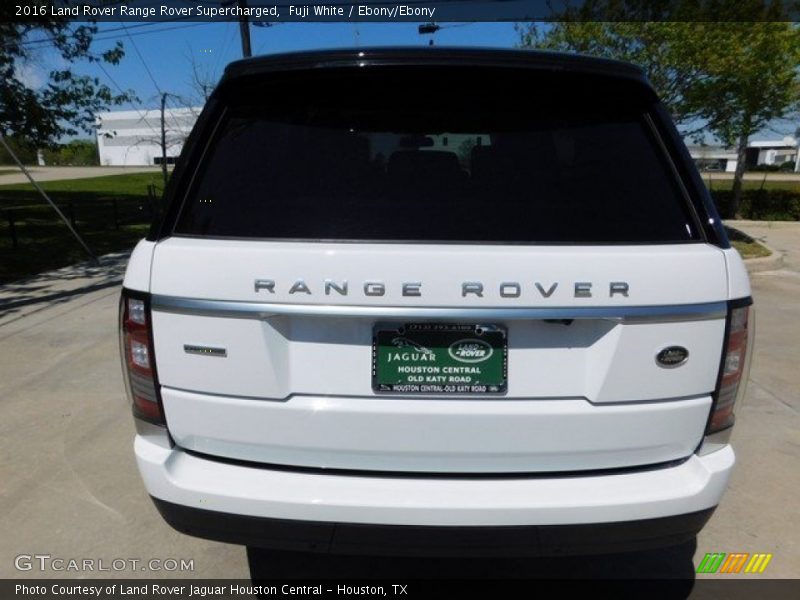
xmin=656 ymin=346 xmax=689 ymax=368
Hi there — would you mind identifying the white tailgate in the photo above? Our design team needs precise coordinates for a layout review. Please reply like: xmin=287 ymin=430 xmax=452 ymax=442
xmin=149 ymin=238 xmax=728 ymax=472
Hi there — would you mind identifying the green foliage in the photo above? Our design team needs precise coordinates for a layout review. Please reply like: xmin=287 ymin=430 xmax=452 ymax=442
xmin=519 ymin=20 xmax=707 ymax=128
xmin=711 ymin=188 xmax=800 ymax=221
xmin=690 ymin=21 xmax=800 ymax=148
xmin=41 ymin=139 xmax=98 ymax=166
xmin=457 ymin=138 xmax=477 ymax=167
xmin=0 ymin=172 xmax=164 ymax=198
xmin=518 ymin=2 xmax=800 ymax=217
xmin=519 ymin=7 xmax=800 ymax=135
xmin=725 ymin=226 xmax=772 ymax=258
xmin=749 ymin=162 xmax=796 ymax=172
xmin=0 ymin=136 xmax=37 ymax=165
xmin=0 ymin=2 xmax=135 ymax=147
xmin=0 ymin=172 xmax=162 ymax=282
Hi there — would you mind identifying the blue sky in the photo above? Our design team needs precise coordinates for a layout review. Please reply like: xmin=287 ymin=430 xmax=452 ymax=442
xmin=29 ymin=22 xmax=519 ymax=118
xmin=21 ymin=21 xmax=795 ymax=143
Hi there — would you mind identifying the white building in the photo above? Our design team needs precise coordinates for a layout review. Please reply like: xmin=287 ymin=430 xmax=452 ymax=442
xmin=689 ymin=136 xmax=799 ymax=173
xmin=747 ymin=136 xmax=798 ymax=168
xmin=687 ymin=145 xmax=739 ymax=172
xmin=95 ymin=107 xmax=202 ymax=166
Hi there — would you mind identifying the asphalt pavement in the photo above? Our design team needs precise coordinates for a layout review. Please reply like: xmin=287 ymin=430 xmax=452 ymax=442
xmin=0 ymin=224 xmax=798 ymax=582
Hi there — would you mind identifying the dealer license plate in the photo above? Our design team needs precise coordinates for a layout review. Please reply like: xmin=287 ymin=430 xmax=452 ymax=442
xmin=372 ymin=323 xmax=507 ymax=394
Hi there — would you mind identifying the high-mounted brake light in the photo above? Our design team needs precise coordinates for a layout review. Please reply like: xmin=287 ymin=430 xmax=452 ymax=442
xmin=120 ymin=290 xmax=165 ymax=424
xmin=708 ymin=302 xmax=754 ymax=434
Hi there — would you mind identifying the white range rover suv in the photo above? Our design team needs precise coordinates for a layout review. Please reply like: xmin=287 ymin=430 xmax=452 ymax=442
xmin=120 ymin=48 xmax=754 ymax=558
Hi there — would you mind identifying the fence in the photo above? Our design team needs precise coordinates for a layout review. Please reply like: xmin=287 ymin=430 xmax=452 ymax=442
xmin=0 ymin=185 xmax=160 ymax=250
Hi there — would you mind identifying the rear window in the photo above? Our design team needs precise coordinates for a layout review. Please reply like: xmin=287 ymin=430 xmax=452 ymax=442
xmin=174 ymin=67 xmax=700 ymax=243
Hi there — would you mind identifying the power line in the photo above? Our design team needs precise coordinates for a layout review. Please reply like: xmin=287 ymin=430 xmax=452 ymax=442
xmin=94 ymin=60 xmax=164 ymax=140
xmin=12 ymin=21 xmax=210 ymax=51
xmin=15 ymin=18 xmax=186 ymax=47
xmin=213 ymin=22 xmax=235 ymax=75
xmin=121 ymin=22 xmax=163 ymax=96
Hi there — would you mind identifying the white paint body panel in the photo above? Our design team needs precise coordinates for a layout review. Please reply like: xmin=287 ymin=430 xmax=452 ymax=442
xmin=150 ymin=238 xmax=728 ymax=306
xmin=135 ymin=435 xmax=735 ymax=526
xmin=122 ymin=239 xmax=155 ymax=292
xmin=151 ymin=312 xmax=724 ymax=404
xmin=143 ymin=238 xmax=737 ymax=473
xmin=723 ymin=248 xmax=752 ymax=299
xmin=127 ymin=235 xmax=751 ymax=524
xmin=163 ymin=388 xmax=712 ymax=472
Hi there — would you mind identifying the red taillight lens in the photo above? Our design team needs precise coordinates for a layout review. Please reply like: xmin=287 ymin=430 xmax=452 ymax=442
xmin=708 ymin=304 xmax=753 ymax=434
xmin=120 ymin=291 xmax=164 ymax=424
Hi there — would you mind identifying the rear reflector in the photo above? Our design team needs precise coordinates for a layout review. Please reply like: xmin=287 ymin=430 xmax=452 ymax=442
xmin=708 ymin=302 xmax=754 ymax=434
xmin=120 ymin=290 xmax=165 ymax=424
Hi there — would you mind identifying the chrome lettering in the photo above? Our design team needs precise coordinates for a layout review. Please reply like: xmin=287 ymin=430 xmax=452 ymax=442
xmin=574 ymin=282 xmax=592 ymax=298
xmin=324 ymin=280 xmax=348 ymax=296
xmin=535 ymin=282 xmax=558 ymax=298
xmin=499 ymin=282 xmax=521 ymax=298
xmin=462 ymin=282 xmax=484 ymax=297
xmin=254 ymin=279 xmax=275 ymax=293
xmin=610 ymin=282 xmax=630 ymax=297
xmin=288 ymin=280 xmax=312 ymax=295
xmin=402 ymin=282 xmax=422 ymax=297
xmin=364 ymin=282 xmax=385 ymax=296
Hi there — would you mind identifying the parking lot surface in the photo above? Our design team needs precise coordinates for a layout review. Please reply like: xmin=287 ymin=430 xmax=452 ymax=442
xmin=0 ymin=224 xmax=798 ymax=580
xmin=694 ymin=222 xmax=800 ymax=579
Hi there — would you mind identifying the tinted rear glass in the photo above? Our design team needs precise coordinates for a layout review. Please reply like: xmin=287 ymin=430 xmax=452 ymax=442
xmin=174 ymin=67 xmax=700 ymax=243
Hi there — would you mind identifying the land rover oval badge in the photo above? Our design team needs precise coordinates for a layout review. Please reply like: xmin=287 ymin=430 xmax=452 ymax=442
xmin=656 ymin=346 xmax=689 ymax=368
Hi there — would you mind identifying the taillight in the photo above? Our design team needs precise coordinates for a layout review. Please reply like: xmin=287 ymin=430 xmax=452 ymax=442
xmin=707 ymin=302 xmax=754 ymax=434
xmin=120 ymin=290 xmax=165 ymax=424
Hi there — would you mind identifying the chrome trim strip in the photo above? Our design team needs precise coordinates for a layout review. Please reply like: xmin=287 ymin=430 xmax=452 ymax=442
xmin=151 ymin=295 xmax=727 ymax=322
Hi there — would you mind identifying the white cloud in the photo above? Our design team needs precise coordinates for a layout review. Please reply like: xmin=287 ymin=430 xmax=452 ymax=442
xmin=15 ymin=61 xmax=45 ymax=90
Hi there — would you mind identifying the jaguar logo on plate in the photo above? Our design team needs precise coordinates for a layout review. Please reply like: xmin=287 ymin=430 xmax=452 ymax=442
xmin=448 ymin=339 xmax=494 ymax=363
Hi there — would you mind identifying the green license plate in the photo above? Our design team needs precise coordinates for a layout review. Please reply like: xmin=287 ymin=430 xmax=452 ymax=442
xmin=372 ymin=323 xmax=507 ymax=394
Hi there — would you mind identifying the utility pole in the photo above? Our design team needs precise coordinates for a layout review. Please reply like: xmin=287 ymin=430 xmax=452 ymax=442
xmin=160 ymin=92 xmax=168 ymax=189
xmin=238 ymin=0 xmax=252 ymax=57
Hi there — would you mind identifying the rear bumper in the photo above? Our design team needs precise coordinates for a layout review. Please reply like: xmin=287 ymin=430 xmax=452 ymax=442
xmin=135 ymin=435 xmax=734 ymax=555
xmin=153 ymin=497 xmax=714 ymax=556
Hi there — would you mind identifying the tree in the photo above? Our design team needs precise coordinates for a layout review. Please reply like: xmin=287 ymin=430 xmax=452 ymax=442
xmin=0 ymin=136 xmax=37 ymax=165
xmin=185 ymin=44 xmax=218 ymax=105
xmin=519 ymin=21 xmax=710 ymax=129
xmin=690 ymin=23 xmax=800 ymax=216
xmin=41 ymin=139 xmax=98 ymax=166
xmin=0 ymin=3 xmax=135 ymax=149
xmin=519 ymin=2 xmax=800 ymax=218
